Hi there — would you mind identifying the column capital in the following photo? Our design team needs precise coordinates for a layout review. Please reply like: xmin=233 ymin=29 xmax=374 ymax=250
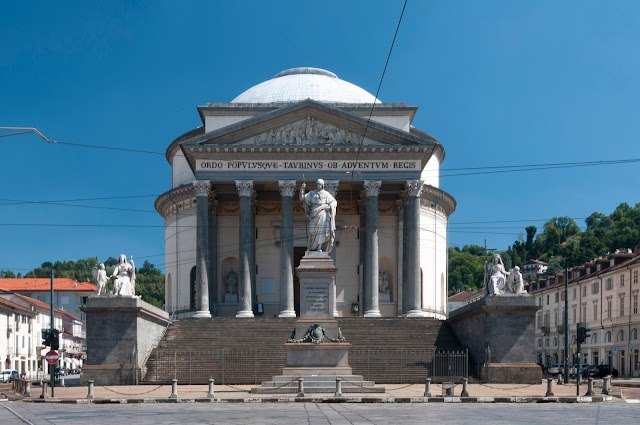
xmin=363 ymin=180 xmax=382 ymax=197
xmin=235 ymin=180 xmax=254 ymax=197
xmin=405 ymin=180 xmax=424 ymax=197
xmin=278 ymin=180 xmax=297 ymax=197
xmin=193 ymin=180 xmax=211 ymax=197
xmin=324 ymin=180 xmax=340 ymax=197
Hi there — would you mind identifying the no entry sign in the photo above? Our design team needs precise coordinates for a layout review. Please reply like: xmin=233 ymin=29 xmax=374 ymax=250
xmin=45 ymin=350 xmax=59 ymax=364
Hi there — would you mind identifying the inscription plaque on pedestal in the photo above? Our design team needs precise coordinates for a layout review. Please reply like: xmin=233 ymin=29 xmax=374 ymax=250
xmin=303 ymin=285 xmax=330 ymax=317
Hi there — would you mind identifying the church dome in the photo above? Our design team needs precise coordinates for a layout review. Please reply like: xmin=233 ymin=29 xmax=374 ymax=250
xmin=231 ymin=67 xmax=380 ymax=104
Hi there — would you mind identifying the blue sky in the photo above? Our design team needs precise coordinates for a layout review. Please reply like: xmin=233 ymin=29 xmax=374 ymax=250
xmin=1 ymin=0 xmax=639 ymax=274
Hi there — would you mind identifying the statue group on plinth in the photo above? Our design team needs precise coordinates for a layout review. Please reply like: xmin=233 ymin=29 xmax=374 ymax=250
xmin=487 ymin=254 xmax=528 ymax=296
xmin=92 ymin=254 xmax=137 ymax=296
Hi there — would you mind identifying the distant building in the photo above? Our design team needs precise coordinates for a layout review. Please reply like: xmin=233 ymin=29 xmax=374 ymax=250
xmin=528 ymin=248 xmax=640 ymax=377
xmin=0 ymin=278 xmax=95 ymax=330
xmin=447 ymin=288 xmax=485 ymax=313
xmin=522 ymin=260 xmax=548 ymax=281
xmin=0 ymin=292 xmax=73 ymax=378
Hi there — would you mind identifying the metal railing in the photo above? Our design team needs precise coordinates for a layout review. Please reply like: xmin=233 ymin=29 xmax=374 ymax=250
xmin=144 ymin=348 xmax=468 ymax=385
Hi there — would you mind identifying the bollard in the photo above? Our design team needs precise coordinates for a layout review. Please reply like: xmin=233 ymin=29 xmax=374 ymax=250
xmin=461 ymin=378 xmax=469 ymax=397
xmin=335 ymin=377 xmax=343 ymax=397
xmin=40 ymin=381 xmax=48 ymax=399
xmin=297 ymin=378 xmax=305 ymax=397
xmin=585 ymin=377 xmax=595 ymax=396
xmin=169 ymin=378 xmax=178 ymax=399
xmin=207 ymin=378 xmax=215 ymax=399
xmin=86 ymin=380 xmax=95 ymax=400
xmin=24 ymin=380 xmax=31 ymax=397
xmin=545 ymin=377 xmax=554 ymax=397
xmin=424 ymin=378 xmax=431 ymax=397
xmin=557 ymin=373 xmax=563 ymax=385
xmin=602 ymin=375 xmax=611 ymax=395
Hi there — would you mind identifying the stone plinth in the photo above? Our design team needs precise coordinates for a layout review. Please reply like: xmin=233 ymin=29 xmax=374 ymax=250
xmin=283 ymin=342 xmax=352 ymax=376
xmin=448 ymin=295 xmax=542 ymax=384
xmin=80 ymin=295 xmax=170 ymax=386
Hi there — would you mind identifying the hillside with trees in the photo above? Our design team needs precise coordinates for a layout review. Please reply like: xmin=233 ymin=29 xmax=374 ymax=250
xmin=0 ymin=257 xmax=165 ymax=309
xmin=448 ymin=202 xmax=640 ymax=295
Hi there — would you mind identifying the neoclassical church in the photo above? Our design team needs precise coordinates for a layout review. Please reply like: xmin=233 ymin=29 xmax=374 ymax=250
xmin=155 ymin=68 xmax=456 ymax=319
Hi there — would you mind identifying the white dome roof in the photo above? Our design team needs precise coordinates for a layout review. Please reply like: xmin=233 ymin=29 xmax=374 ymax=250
xmin=231 ymin=67 xmax=380 ymax=104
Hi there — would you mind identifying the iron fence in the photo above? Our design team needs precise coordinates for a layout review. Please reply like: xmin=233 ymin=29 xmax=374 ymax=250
xmin=145 ymin=348 xmax=467 ymax=385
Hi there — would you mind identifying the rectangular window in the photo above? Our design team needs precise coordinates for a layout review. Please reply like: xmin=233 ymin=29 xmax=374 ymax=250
xmin=606 ymin=278 xmax=613 ymax=290
xmin=620 ymin=296 xmax=625 ymax=317
xmin=634 ymin=270 xmax=638 ymax=284
xmin=546 ymin=295 xmax=550 ymax=305
xmin=634 ymin=293 xmax=638 ymax=315
xmin=573 ymin=288 xmax=577 ymax=299
xmin=592 ymin=282 xmax=599 ymax=294
xmin=607 ymin=298 xmax=612 ymax=319
xmin=582 ymin=285 xmax=587 ymax=297
xmin=593 ymin=301 xmax=598 ymax=321
xmin=572 ymin=305 xmax=577 ymax=323
xmin=561 ymin=291 xmax=565 ymax=301
xmin=554 ymin=311 xmax=558 ymax=327
xmin=621 ymin=274 xmax=625 ymax=287
xmin=581 ymin=303 xmax=587 ymax=322
xmin=555 ymin=292 xmax=559 ymax=303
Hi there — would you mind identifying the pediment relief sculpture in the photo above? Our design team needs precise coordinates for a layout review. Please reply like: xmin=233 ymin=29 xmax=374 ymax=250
xmin=251 ymin=116 xmax=375 ymax=146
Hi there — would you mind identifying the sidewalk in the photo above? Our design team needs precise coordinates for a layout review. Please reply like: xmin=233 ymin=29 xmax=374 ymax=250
xmin=1 ymin=380 xmax=616 ymax=404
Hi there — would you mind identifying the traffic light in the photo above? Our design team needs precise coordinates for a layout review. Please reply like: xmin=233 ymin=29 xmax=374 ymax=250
xmin=577 ymin=325 xmax=592 ymax=345
xmin=41 ymin=329 xmax=51 ymax=347
xmin=50 ymin=329 xmax=60 ymax=351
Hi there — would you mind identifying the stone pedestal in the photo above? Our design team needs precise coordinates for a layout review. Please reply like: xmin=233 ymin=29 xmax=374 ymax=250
xmin=448 ymin=295 xmax=542 ymax=384
xmin=80 ymin=295 xmax=170 ymax=386
xmin=252 ymin=252 xmax=383 ymax=393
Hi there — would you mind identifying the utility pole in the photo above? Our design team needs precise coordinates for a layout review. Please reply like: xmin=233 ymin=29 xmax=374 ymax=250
xmin=50 ymin=270 xmax=55 ymax=397
xmin=564 ymin=267 xmax=569 ymax=384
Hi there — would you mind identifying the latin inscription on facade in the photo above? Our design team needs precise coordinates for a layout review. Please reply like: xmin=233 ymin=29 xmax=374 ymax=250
xmin=303 ymin=285 xmax=329 ymax=316
xmin=197 ymin=159 xmax=420 ymax=172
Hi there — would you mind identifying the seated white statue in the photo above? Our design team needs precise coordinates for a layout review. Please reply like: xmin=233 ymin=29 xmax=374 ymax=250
xmin=112 ymin=254 xmax=136 ymax=296
xmin=488 ymin=254 xmax=509 ymax=295
xmin=507 ymin=266 xmax=528 ymax=295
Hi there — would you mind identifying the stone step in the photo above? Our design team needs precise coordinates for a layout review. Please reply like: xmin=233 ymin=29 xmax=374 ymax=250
xmin=250 ymin=386 xmax=386 ymax=394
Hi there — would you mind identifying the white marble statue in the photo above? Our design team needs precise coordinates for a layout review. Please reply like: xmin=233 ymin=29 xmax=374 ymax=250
xmin=507 ymin=266 xmax=528 ymax=295
xmin=378 ymin=270 xmax=390 ymax=294
xmin=112 ymin=254 xmax=136 ymax=296
xmin=487 ymin=253 xmax=509 ymax=296
xmin=299 ymin=179 xmax=337 ymax=253
xmin=225 ymin=268 xmax=238 ymax=295
xmin=93 ymin=263 xmax=108 ymax=295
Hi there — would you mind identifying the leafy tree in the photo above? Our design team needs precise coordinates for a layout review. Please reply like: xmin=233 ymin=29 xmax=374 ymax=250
xmin=448 ymin=245 xmax=486 ymax=295
xmin=0 ymin=270 xmax=16 ymax=278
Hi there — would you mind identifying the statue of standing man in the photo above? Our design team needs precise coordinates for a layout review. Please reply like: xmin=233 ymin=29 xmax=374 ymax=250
xmin=299 ymin=179 xmax=337 ymax=253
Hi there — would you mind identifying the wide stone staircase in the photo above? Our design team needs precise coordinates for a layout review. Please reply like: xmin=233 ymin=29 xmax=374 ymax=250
xmin=142 ymin=317 xmax=467 ymax=385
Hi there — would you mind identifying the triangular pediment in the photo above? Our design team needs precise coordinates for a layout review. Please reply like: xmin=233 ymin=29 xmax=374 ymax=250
xmin=182 ymin=99 xmax=439 ymax=148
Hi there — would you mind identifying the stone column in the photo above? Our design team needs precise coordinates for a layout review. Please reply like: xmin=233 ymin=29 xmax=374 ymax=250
xmin=396 ymin=193 xmax=406 ymax=316
xmin=236 ymin=180 xmax=254 ymax=318
xmin=208 ymin=194 xmax=218 ymax=316
xmin=193 ymin=180 xmax=211 ymax=318
xmin=405 ymin=180 xmax=424 ymax=317
xmin=324 ymin=180 xmax=340 ymax=317
xmin=278 ymin=180 xmax=296 ymax=318
xmin=363 ymin=180 xmax=381 ymax=318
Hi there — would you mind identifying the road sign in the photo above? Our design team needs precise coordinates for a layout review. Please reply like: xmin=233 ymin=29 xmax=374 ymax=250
xmin=611 ymin=347 xmax=618 ymax=355
xmin=45 ymin=350 xmax=59 ymax=364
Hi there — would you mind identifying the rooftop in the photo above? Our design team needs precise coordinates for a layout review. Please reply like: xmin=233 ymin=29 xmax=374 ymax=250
xmin=0 ymin=278 xmax=96 ymax=292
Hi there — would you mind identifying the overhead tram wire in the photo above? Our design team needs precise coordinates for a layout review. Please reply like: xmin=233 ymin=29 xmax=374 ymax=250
xmin=348 ymin=0 xmax=408 ymax=189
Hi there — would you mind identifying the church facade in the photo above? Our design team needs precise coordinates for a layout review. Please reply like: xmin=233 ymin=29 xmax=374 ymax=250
xmin=155 ymin=68 xmax=456 ymax=319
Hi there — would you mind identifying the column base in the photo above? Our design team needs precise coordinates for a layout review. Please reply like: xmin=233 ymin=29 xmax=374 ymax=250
xmin=278 ymin=310 xmax=296 ymax=318
xmin=236 ymin=310 xmax=255 ymax=318
xmin=363 ymin=309 xmax=381 ymax=318
xmin=405 ymin=310 xmax=425 ymax=318
xmin=193 ymin=310 xmax=212 ymax=318
xmin=333 ymin=310 xmax=339 ymax=318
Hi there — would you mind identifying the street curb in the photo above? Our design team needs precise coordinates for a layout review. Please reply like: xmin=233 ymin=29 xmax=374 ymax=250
xmin=20 ymin=395 xmax=613 ymax=404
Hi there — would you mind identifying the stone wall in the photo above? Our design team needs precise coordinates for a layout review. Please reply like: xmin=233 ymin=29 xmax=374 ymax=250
xmin=80 ymin=296 xmax=170 ymax=385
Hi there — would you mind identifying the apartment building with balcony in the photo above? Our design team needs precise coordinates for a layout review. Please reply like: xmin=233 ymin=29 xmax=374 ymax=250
xmin=529 ymin=248 xmax=640 ymax=377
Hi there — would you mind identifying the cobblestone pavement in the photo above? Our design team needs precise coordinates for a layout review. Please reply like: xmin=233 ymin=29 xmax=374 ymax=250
xmin=2 ymin=400 xmax=640 ymax=425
